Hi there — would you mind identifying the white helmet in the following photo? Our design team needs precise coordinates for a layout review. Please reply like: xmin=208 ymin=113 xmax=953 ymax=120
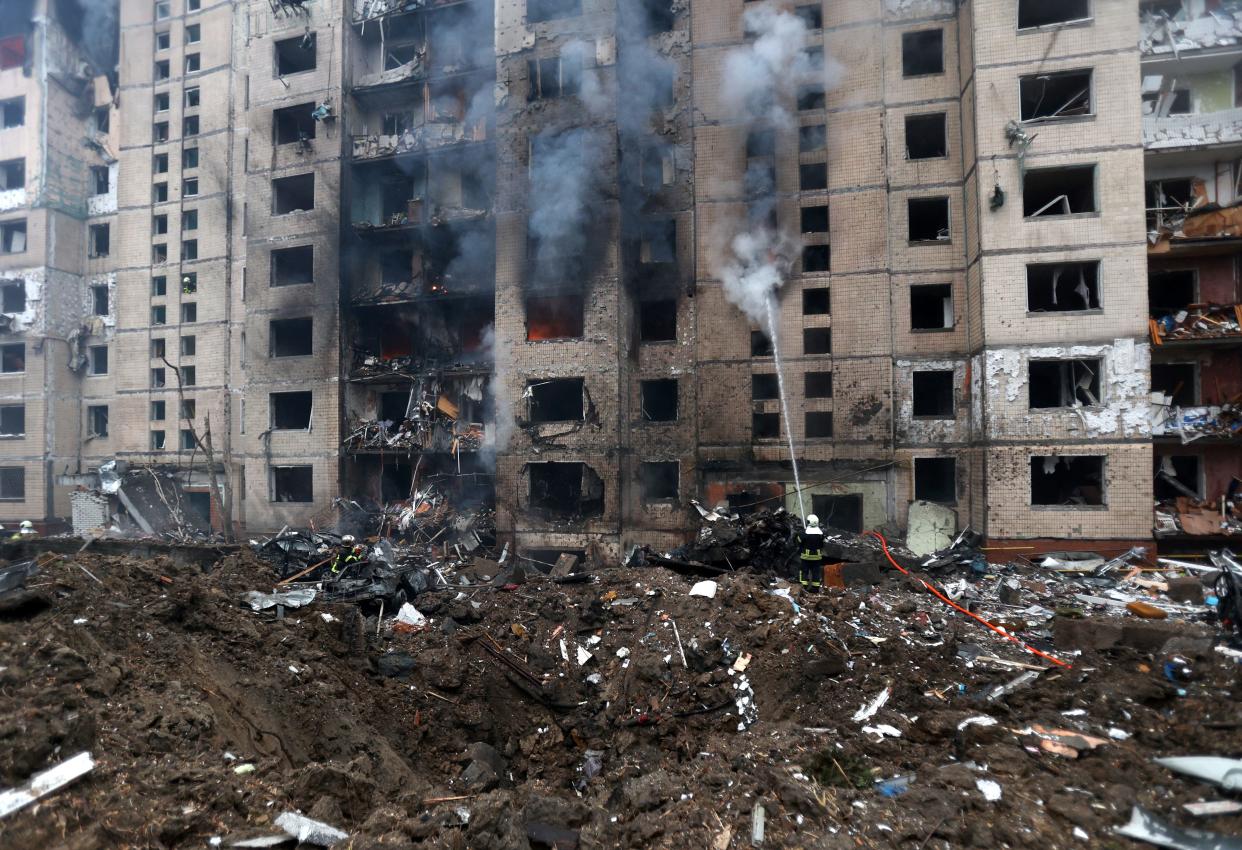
xmin=341 ymin=534 xmax=356 ymax=544
xmin=19 ymin=520 xmax=33 ymax=530
xmin=805 ymin=515 xmax=820 ymax=529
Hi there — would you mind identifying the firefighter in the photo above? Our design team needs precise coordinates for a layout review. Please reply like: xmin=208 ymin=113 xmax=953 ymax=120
xmin=331 ymin=535 xmax=363 ymax=576
xmin=798 ymin=514 xmax=824 ymax=592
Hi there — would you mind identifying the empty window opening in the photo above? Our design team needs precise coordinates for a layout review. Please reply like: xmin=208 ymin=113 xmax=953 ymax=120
xmin=272 ymin=173 xmax=315 ymax=214
xmin=151 ymin=367 xmax=166 ymax=387
xmin=272 ymin=465 xmax=314 ymax=502
xmin=528 ymin=462 xmax=603 ymax=518
xmin=185 ymin=87 xmax=200 ymax=108
xmin=753 ymin=412 xmax=780 ymax=439
xmin=527 ymin=54 xmax=581 ymax=100
xmin=910 ymin=283 xmax=953 ymax=329
xmin=1 ymin=343 xmax=24 ymax=373
xmin=1031 ymin=455 xmax=1104 ymax=506
xmin=1027 ymin=261 xmax=1101 ymax=312
xmin=275 ymin=33 xmax=316 ymax=75
xmin=1 ymin=220 xmax=27 ymax=253
xmin=181 ymin=335 xmax=196 ymax=356
xmin=805 ymin=411 xmax=833 ymax=438
xmin=803 ymin=287 xmax=830 ymax=315
xmin=182 ymin=366 xmax=197 ymax=386
xmin=1151 ymin=362 xmax=1197 ymax=406
xmin=379 ymin=249 xmax=413 ymax=286
xmin=270 ymin=317 xmax=313 ymax=356
xmin=152 ymin=338 xmax=166 ymax=359
xmin=908 ymin=197 xmax=949 ymax=242
xmin=271 ymin=391 xmax=313 ymax=429
xmin=528 ymin=0 xmax=581 ymax=22
xmin=912 ymin=370 xmax=954 ymax=418
xmin=154 ymin=59 xmax=169 ymax=80
xmin=811 ymin=493 xmax=862 ymax=532
xmin=183 ymin=147 xmax=199 ymax=169
xmin=800 ymin=163 xmax=827 ymax=191
xmin=639 ymin=0 xmax=675 ymax=33
xmin=153 ymin=214 xmax=168 ymax=235
xmin=91 ymin=284 xmax=109 ymax=316
xmin=803 ymin=327 xmax=832 ymax=355
xmin=90 ymin=165 xmax=108 ymax=194
xmin=88 ymin=345 xmax=108 ymax=375
xmin=799 ymin=124 xmax=826 ymax=153
xmin=752 ymin=373 xmax=779 ymax=400
xmin=1020 ymin=69 xmax=1092 ymax=122
xmin=1024 ymin=165 xmax=1096 ymax=217
xmin=1 ymin=97 xmax=23 ymax=128
xmin=0 ymin=405 xmax=23 ymax=435
xmin=1029 ymin=358 xmax=1101 ymax=408
xmin=152 ymin=276 xmax=167 ymax=296
xmin=746 ymin=129 xmax=775 ymax=158
xmin=153 ymin=121 xmax=169 ymax=142
xmin=641 ymin=461 xmax=678 ymax=501
xmin=181 ymin=302 xmax=197 ymax=323
xmin=274 ymin=103 xmax=316 ymax=145
xmin=527 ymin=294 xmax=584 ymax=340
xmin=184 ymin=178 xmax=198 ymax=196
xmin=905 ymin=112 xmax=947 ymax=159
xmin=640 ymin=300 xmax=677 ymax=342
xmin=151 ymin=430 xmax=166 ymax=449
xmin=803 ymin=245 xmax=831 ymax=272
xmin=801 ymin=205 xmax=828 ymax=233
xmin=914 ymin=456 xmax=956 ymax=503
xmin=528 ymin=378 xmax=585 ymax=422
xmin=640 ymin=218 xmax=676 ymax=264
xmin=154 ymin=91 xmax=169 ymax=112
xmin=182 ymin=399 xmax=196 ymax=420
xmin=0 ymin=467 xmax=25 ymax=500
xmin=1146 ymin=178 xmax=1194 ymax=231
xmin=902 ymin=29 xmax=944 ymax=77
xmin=88 ymin=405 xmax=109 ymax=437
xmin=151 ymin=400 xmax=166 ymax=421
xmin=180 ymin=428 xmax=196 ymax=449
xmin=805 ymin=371 xmax=833 ymax=398
xmin=751 ymin=330 xmax=773 ymax=357
xmin=1 ymin=281 xmax=25 ymax=313
xmin=185 ymin=53 xmax=200 ymax=74
xmin=1149 ymin=269 xmax=1196 ymax=316
xmin=639 ymin=143 xmax=675 ymax=188
xmin=0 ymin=159 xmax=24 ymax=189
xmin=182 ymin=209 xmax=198 ymax=231
xmin=641 ymin=379 xmax=678 ymax=421
xmin=272 ymin=245 xmax=314 ymax=286
xmin=88 ymin=223 xmax=108 ymax=257
xmin=794 ymin=4 xmax=822 ymax=29
xmin=1018 ymin=0 xmax=1090 ymax=29
xmin=380 ymin=391 xmax=410 ymax=422
xmin=152 ymin=305 xmax=167 ymax=325
xmin=153 ymin=183 xmax=168 ymax=202
xmin=1155 ymin=454 xmax=1201 ymax=500
xmin=797 ymin=84 xmax=825 ymax=111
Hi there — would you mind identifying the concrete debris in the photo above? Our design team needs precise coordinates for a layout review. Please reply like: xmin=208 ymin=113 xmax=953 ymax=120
xmin=273 ymin=812 xmax=349 ymax=846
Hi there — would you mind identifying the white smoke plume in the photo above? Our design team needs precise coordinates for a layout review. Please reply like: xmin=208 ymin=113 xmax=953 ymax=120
xmin=480 ymin=324 xmax=516 ymax=458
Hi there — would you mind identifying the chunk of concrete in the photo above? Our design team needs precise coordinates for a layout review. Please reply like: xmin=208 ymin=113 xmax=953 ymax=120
xmin=1166 ymin=576 xmax=1204 ymax=604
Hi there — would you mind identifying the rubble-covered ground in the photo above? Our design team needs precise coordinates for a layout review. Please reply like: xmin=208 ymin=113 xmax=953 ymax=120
xmin=1 ymin=545 xmax=1240 ymax=849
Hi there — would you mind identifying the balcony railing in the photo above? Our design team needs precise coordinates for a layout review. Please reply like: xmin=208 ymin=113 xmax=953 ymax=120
xmin=351 ymin=120 xmax=486 ymax=160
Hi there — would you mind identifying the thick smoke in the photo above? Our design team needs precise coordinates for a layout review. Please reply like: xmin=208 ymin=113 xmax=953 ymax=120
xmin=54 ymin=0 xmax=119 ymax=74
xmin=527 ymin=126 xmax=603 ymax=287
xmin=479 ymin=325 xmax=516 ymax=456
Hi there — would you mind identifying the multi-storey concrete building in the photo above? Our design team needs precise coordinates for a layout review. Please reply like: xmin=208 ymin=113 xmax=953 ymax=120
xmin=3 ymin=0 xmax=1185 ymax=561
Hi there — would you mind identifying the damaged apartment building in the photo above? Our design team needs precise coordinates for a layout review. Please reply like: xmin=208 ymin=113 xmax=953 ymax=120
xmin=0 ymin=0 xmax=1216 ymax=559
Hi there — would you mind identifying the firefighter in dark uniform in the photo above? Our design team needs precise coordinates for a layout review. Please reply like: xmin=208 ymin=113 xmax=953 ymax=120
xmin=331 ymin=535 xmax=364 ymax=576
xmin=798 ymin=514 xmax=824 ymax=591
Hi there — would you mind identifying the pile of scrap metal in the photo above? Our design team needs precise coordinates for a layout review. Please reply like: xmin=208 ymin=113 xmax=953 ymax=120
xmin=1149 ymin=302 xmax=1242 ymax=344
xmin=1152 ymin=400 xmax=1242 ymax=442
xmin=344 ymin=401 xmax=484 ymax=457
xmin=1156 ymin=494 xmax=1242 ymax=537
xmin=377 ymin=484 xmax=495 ymax=547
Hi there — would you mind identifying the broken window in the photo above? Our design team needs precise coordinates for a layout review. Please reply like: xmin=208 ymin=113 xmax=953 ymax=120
xmin=902 ymin=29 xmax=943 ymax=77
xmin=184 ymin=177 xmax=199 ymax=196
xmin=803 ymin=328 xmax=831 ymax=355
xmin=182 ymin=210 xmax=197 ymax=231
xmin=154 ymin=60 xmax=169 ymax=81
xmin=184 ymin=87 xmax=199 ymax=108
xmin=88 ymin=223 xmax=108 ymax=257
xmin=272 ymin=173 xmax=314 ymax=214
xmin=528 ymin=0 xmax=581 ymax=22
xmin=182 ymin=239 xmax=198 ymax=260
xmin=803 ymin=245 xmax=830 ymax=272
xmin=181 ymin=399 xmax=196 ymax=419
xmin=914 ymin=457 xmax=956 ymax=503
xmin=181 ymin=335 xmax=195 ymax=356
xmin=639 ymin=0 xmax=674 ymax=32
xmin=152 ymin=305 xmax=166 ymax=325
xmin=803 ymin=287 xmax=830 ymax=315
xmin=379 ymin=249 xmax=413 ymax=287
xmin=88 ymin=405 xmax=109 ymax=437
xmin=1155 ymin=454 xmax=1201 ymax=500
xmin=153 ymin=121 xmax=168 ymax=142
xmin=272 ymin=465 xmax=314 ymax=502
xmin=905 ymin=112 xmax=946 ymax=159
xmin=801 ymin=205 xmax=828 ymax=234
xmin=182 ymin=366 xmax=196 ymax=386
xmin=152 ymin=338 xmax=165 ymax=358
xmin=271 ymin=391 xmax=313 ymax=430
xmin=1151 ymin=362 xmax=1197 ymax=406
xmin=527 ymin=293 xmax=584 ymax=340
xmin=153 ymin=214 xmax=168 ymax=236
xmin=91 ymin=284 xmax=108 ymax=316
xmin=274 ymin=103 xmax=316 ymax=145
xmin=151 ymin=400 xmax=166 ymax=421
xmin=153 ymin=182 xmax=168 ymax=202
xmin=641 ymin=379 xmax=678 ymax=421
xmin=0 ymin=158 xmax=24 ymax=189
xmin=639 ymin=142 xmax=674 ymax=188
xmin=154 ymin=91 xmax=169 ymax=113
xmin=805 ymin=371 xmax=833 ymax=398
xmin=797 ymin=84 xmax=825 ymax=111
xmin=1017 ymin=0 xmax=1090 ymax=29
xmin=186 ymin=24 xmax=200 ymax=43
xmin=794 ymin=3 xmax=822 ymax=29
xmin=912 ymin=370 xmax=954 ymax=418
xmin=640 ymin=461 xmax=679 ymax=501
xmin=150 ymin=430 xmax=166 ymax=449
xmin=800 ymin=163 xmax=827 ymax=191
xmin=527 ymin=54 xmax=581 ymax=100
xmin=908 ymin=197 xmax=949 ymax=242
xmin=1031 ymin=455 xmax=1104 ymax=506
xmin=811 ymin=494 xmax=862 ymax=532
xmin=1 ymin=220 xmax=26 ymax=253
xmin=275 ymin=33 xmax=316 ymax=76
xmin=1 ymin=281 xmax=24 ymax=313
xmin=181 ymin=273 xmax=197 ymax=293
xmin=1026 ymin=261 xmax=1100 ymax=312
xmin=0 ymin=97 xmax=23 ymax=129
xmin=1029 ymin=358 xmax=1101 ymax=408
xmin=751 ymin=330 xmax=773 ymax=357
xmin=746 ymin=129 xmax=775 ymax=158
xmin=528 ymin=462 xmax=604 ymax=518
xmin=0 ymin=404 xmax=23 ymax=436
xmin=1145 ymin=178 xmax=1194 ymax=231
xmin=799 ymin=124 xmax=826 ymax=153
xmin=180 ymin=428 xmax=196 ymax=450
xmin=752 ymin=412 xmax=780 ymax=439
xmin=752 ymin=373 xmax=779 ymax=400
xmin=640 ymin=300 xmax=677 ymax=342
xmin=90 ymin=165 xmax=108 ymax=195
xmin=1023 ymin=165 xmax=1096 ymax=217
xmin=528 ymin=378 xmax=585 ymax=422
xmin=184 ymin=147 xmax=198 ymax=169
xmin=910 ymin=283 xmax=953 ymax=329
xmin=1020 ymin=69 xmax=1092 ymax=122
xmin=0 ymin=467 xmax=25 ymax=500
xmin=181 ymin=302 xmax=197 ymax=323
xmin=153 ymin=243 xmax=168 ymax=263
xmin=154 ymin=152 xmax=168 ymax=174
xmin=270 ymin=317 xmax=313 ymax=356
xmin=805 ymin=411 xmax=833 ymax=438
xmin=88 ymin=345 xmax=108 ymax=375
xmin=151 ymin=367 xmax=165 ymax=388
xmin=152 ymin=276 xmax=167 ymax=296
xmin=272 ymin=245 xmax=313 ymax=286
xmin=380 ymin=391 xmax=409 ymax=422
xmin=183 ymin=115 xmax=199 ymax=136
xmin=640 ymin=218 xmax=676 ymax=264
